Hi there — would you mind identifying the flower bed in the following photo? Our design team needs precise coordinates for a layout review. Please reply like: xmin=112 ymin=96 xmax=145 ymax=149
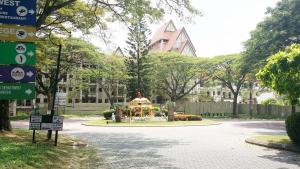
xmin=174 ymin=114 xmax=202 ymax=121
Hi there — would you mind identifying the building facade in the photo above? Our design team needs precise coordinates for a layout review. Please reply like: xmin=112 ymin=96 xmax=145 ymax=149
xmin=149 ymin=20 xmax=197 ymax=57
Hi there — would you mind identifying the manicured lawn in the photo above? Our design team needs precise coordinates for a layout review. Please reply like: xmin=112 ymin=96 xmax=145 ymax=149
xmin=0 ymin=129 xmax=103 ymax=169
xmin=84 ymin=119 xmax=219 ymax=126
xmin=62 ymin=112 xmax=102 ymax=119
xmin=10 ymin=113 xmax=30 ymax=121
xmin=253 ymin=135 xmax=292 ymax=144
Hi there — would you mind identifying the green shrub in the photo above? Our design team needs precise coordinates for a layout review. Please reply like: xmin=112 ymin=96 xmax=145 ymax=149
xmin=285 ymin=112 xmax=300 ymax=145
xmin=152 ymin=106 xmax=160 ymax=111
xmin=103 ymin=109 xmax=115 ymax=120
xmin=261 ymin=98 xmax=278 ymax=105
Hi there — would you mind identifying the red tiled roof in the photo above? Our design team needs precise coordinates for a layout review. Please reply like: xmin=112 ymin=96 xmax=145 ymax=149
xmin=149 ymin=20 xmax=196 ymax=56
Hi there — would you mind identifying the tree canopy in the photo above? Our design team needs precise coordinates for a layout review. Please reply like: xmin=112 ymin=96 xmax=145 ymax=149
xmin=256 ymin=44 xmax=300 ymax=110
xmin=243 ymin=0 xmax=300 ymax=69
xmin=36 ymin=0 xmax=200 ymax=37
xmin=149 ymin=52 xmax=210 ymax=102
xmin=210 ymin=54 xmax=247 ymax=116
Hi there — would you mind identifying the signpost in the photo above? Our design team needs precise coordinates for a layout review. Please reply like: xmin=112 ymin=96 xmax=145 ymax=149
xmin=0 ymin=0 xmax=36 ymax=25
xmin=55 ymin=92 xmax=67 ymax=106
xmin=0 ymin=65 xmax=35 ymax=82
xmin=29 ymin=115 xmax=64 ymax=145
xmin=0 ymin=42 xmax=35 ymax=65
xmin=0 ymin=24 xmax=36 ymax=42
xmin=0 ymin=83 xmax=35 ymax=99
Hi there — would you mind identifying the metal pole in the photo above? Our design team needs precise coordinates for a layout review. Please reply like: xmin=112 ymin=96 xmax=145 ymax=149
xmin=32 ymin=130 xmax=36 ymax=143
xmin=47 ymin=45 xmax=62 ymax=140
xmin=54 ymin=130 xmax=58 ymax=146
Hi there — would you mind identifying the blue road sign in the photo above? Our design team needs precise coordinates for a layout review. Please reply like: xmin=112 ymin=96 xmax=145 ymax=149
xmin=0 ymin=65 xmax=35 ymax=82
xmin=0 ymin=0 xmax=36 ymax=26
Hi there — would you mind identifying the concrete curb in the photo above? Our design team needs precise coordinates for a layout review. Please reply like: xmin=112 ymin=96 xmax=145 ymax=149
xmin=81 ymin=122 xmax=221 ymax=127
xmin=245 ymin=138 xmax=300 ymax=153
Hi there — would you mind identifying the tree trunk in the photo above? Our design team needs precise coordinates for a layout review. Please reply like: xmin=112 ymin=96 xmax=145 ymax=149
xmin=47 ymin=92 xmax=53 ymax=113
xmin=292 ymin=105 xmax=296 ymax=115
xmin=0 ymin=100 xmax=12 ymax=131
xmin=232 ymin=94 xmax=238 ymax=117
xmin=249 ymin=90 xmax=253 ymax=119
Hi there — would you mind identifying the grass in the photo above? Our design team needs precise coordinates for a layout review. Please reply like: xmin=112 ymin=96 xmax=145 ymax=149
xmin=10 ymin=113 xmax=30 ymax=121
xmin=253 ymin=135 xmax=292 ymax=144
xmin=62 ymin=112 xmax=102 ymax=119
xmin=0 ymin=129 xmax=103 ymax=169
xmin=84 ymin=119 xmax=219 ymax=126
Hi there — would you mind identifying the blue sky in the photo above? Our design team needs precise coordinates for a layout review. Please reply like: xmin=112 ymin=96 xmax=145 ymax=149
xmin=83 ymin=0 xmax=280 ymax=57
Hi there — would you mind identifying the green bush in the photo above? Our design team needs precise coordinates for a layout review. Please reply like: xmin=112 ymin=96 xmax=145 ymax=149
xmin=152 ymin=106 xmax=160 ymax=111
xmin=261 ymin=98 xmax=278 ymax=105
xmin=103 ymin=109 xmax=115 ymax=120
xmin=285 ymin=112 xmax=300 ymax=145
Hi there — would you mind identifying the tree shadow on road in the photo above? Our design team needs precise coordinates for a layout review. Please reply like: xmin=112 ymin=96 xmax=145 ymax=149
xmin=71 ymin=132 xmax=181 ymax=169
xmin=259 ymin=148 xmax=300 ymax=167
xmin=233 ymin=121 xmax=285 ymax=131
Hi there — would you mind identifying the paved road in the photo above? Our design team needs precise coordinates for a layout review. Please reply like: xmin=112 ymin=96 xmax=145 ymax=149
xmin=13 ymin=119 xmax=300 ymax=169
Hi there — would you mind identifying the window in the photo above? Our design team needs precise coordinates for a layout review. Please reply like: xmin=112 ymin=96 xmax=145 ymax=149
xmin=229 ymin=92 xmax=232 ymax=99
xmin=217 ymin=91 xmax=221 ymax=95
xmin=36 ymin=98 xmax=40 ymax=103
xmin=105 ymin=99 xmax=109 ymax=103
xmin=26 ymin=100 xmax=31 ymax=106
xmin=99 ymin=88 xmax=102 ymax=92
xmin=207 ymin=91 xmax=210 ymax=96
xmin=213 ymin=91 xmax=215 ymax=96
xmin=90 ymin=87 xmax=96 ymax=93
xmin=69 ymin=87 xmax=73 ymax=91
xmin=98 ymin=99 xmax=102 ymax=103
xmin=44 ymin=98 xmax=48 ymax=103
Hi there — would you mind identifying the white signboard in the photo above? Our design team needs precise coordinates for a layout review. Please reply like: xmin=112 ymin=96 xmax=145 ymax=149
xmin=55 ymin=92 xmax=67 ymax=106
xmin=52 ymin=123 xmax=63 ymax=131
xmin=52 ymin=116 xmax=64 ymax=124
xmin=30 ymin=115 xmax=42 ymax=123
xmin=29 ymin=123 xmax=40 ymax=130
xmin=41 ymin=123 xmax=53 ymax=130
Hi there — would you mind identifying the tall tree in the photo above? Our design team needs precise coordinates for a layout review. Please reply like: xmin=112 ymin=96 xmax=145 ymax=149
xmin=211 ymin=54 xmax=247 ymax=117
xmin=149 ymin=52 xmax=210 ymax=102
xmin=243 ymin=0 xmax=300 ymax=70
xmin=1 ymin=0 xmax=199 ymax=131
xmin=36 ymin=38 xmax=100 ymax=111
xmin=257 ymin=44 xmax=300 ymax=114
xmin=125 ymin=16 xmax=152 ymax=99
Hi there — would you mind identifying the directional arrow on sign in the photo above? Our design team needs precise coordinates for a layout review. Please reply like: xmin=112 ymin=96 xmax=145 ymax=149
xmin=0 ymin=24 xmax=36 ymax=42
xmin=28 ymin=32 xmax=35 ymax=37
xmin=0 ymin=42 xmax=36 ymax=65
xmin=0 ymin=0 xmax=36 ymax=26
xmin=28 ymin=9 xmax=35 ymax=15
xmin=26 ymin=71 xmax=34 ymax=78
xmin=25 ymin=89 xmax=33 ymax=95
xmin=0 ymin=83 xmax=35 ymax=100
xmin=27 ymin=51 xmax=34 ymax=58
xmin=0 ymin=65 xmax=35 ymax=83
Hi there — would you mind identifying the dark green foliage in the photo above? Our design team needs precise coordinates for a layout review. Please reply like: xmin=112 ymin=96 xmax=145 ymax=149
xmin=244 ymin=0 xmax=300 ymax=70
xmin=125 ymin=17 xmax=152 ymax=99
xmin=103 ymin=110 xmax=115 ymax=120
xmin=285 ymin=112 xmax=300 ymax=145
xmin=261 ymin=98 xmax=278 ymax=105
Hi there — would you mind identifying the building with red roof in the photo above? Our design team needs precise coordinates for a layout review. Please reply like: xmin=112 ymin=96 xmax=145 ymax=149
xmin=149 ymin=20 xmax=197 ymax=57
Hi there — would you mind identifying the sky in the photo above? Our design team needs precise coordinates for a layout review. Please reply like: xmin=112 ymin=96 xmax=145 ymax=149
xmin=81 ymin=0 xmax=280 ymax=57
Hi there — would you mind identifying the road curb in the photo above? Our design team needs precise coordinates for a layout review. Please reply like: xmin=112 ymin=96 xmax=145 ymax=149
xmin=245 ymin=138 xmax=300 ymax=153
